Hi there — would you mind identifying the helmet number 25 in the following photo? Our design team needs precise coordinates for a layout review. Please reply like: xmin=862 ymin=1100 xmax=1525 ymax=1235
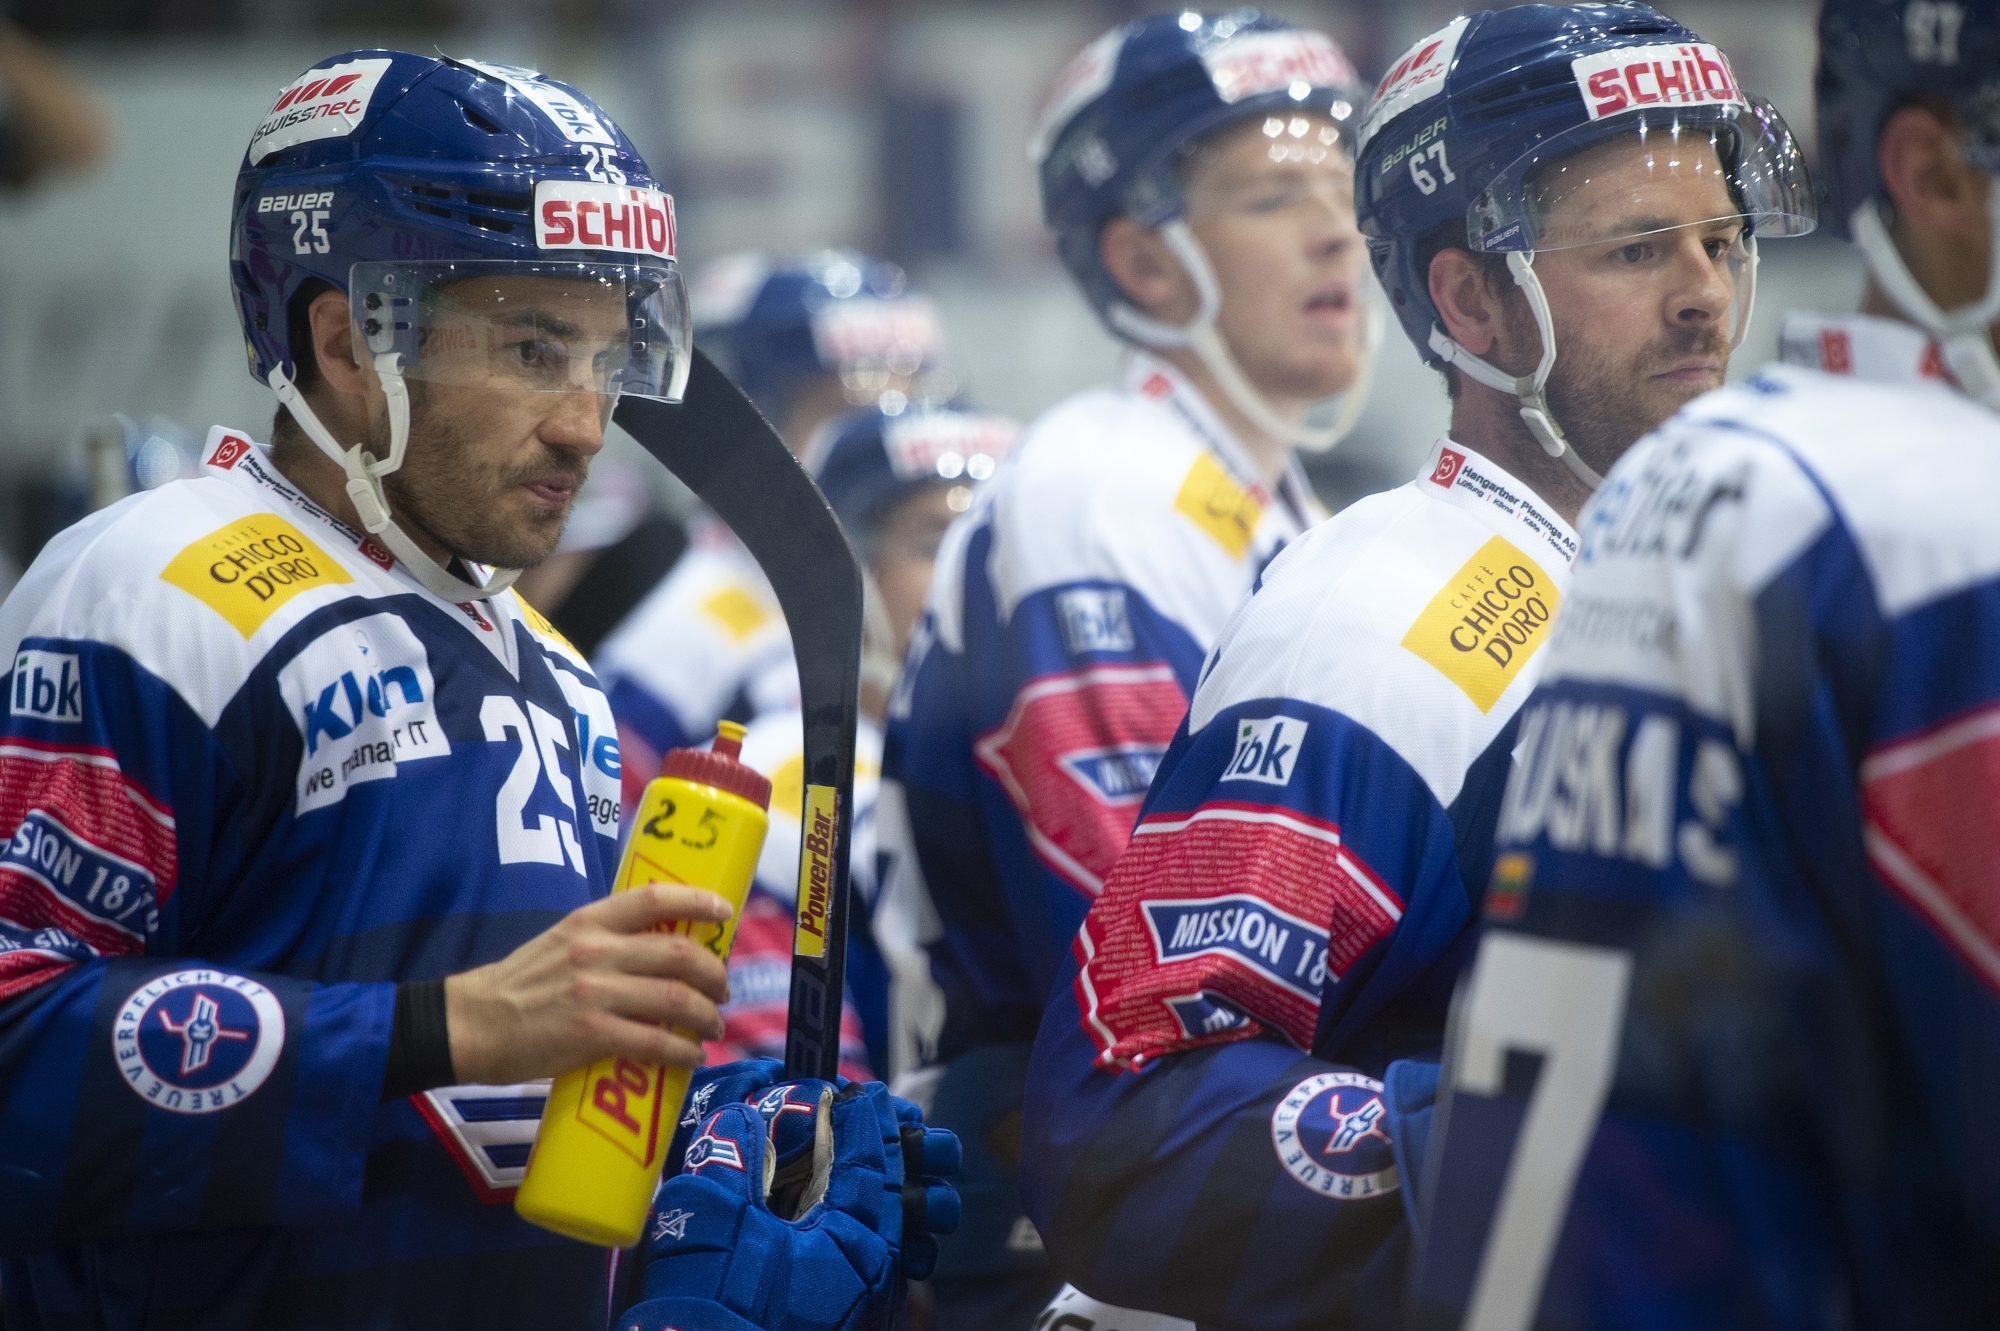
xmin=1409 ymin=142 xmax=1457 ymax=197
xmin=291 ymin=209 xmax=331 ymax=256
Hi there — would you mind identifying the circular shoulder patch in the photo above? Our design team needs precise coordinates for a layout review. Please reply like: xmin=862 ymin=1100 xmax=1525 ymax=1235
xmin=114 ymin=970 xmax=286 ymax=1114
xmin=1270 ymin=1070 xmax=1399 ymax=1199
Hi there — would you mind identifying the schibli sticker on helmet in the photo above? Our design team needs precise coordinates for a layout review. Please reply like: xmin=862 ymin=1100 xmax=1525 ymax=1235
xmin=230 ymin=50 xmax=691 ymax=604
xmin=1354 ymin=4 xmax=1815 ymax=486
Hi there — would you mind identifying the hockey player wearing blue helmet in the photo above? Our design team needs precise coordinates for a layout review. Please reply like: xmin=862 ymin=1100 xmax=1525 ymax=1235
xmin=1018 ymin=7 xmax=1813 ymax=1328
xmin=879 ymin=13 xmax=1371 ymax=1327
xmin=1410 ymin=2 xmax=2000 ymax=1326
xmin=593 ymin=252 xmax=944 ymax=814
xmin=0 ymin=51 xmax=950 ymax=1331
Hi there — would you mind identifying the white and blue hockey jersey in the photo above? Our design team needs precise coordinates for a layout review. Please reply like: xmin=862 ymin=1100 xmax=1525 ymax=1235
xmin=0 ymin=428 xmax=625 ymax=1328
xmin=881 ymin=352 xmax=1327 ymax=1070
xmin=1410 ymin=352 xmax=2000 ymax=1328
xmin=1021 ymin=436 xmax=1577 ymax=1329
xmin=595 ymin=517 xmax=799 ymax=808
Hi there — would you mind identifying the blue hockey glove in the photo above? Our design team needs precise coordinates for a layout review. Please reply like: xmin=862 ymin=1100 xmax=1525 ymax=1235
xmin=621 ymin=1079 xmax=960 ymax=1331
xmin=661 ymin=1056 xmax=787 ymax=1181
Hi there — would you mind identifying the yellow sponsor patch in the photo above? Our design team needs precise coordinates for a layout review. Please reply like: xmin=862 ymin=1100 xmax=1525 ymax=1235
xmin=510 ymin=591 xmax=581 ymax=658
xmin=702 ymin=585 xmax=773 ymax=640
xmin=573 ymin=1053 xmax=669 ymax=1166
xmin=793 ymin=783 xmax=839 ymax=959
xmin=1173 ymin=453 xmax=1263 ymax=561
xmin=1399 ymin=536 xmax=1561 ymax=713
xmin=160 ymin=515 xmax=352 ymax=638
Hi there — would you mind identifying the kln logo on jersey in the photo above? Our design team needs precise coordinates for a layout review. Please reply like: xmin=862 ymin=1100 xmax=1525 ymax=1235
xmin=12 ymin=650 xmax=82 ymax=723
xmin=278 ymin=614 xmax=450 ymax=813
xmin=1226 ymin=716 xmax=1308 ymax=786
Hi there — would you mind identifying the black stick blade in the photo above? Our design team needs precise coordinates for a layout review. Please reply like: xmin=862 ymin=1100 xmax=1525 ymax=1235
xmin=613 ymin=350 xmax=864 ymax=1082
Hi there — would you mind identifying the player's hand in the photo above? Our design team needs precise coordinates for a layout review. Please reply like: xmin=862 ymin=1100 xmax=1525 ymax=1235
xmin=443 ymin=883 xmax=734 ymax=1085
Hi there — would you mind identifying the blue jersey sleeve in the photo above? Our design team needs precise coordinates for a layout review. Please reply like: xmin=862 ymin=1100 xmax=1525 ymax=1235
xmin=0 ymin=639 xmax=396 ymax=1254
xmin=886 ymin=518 xmax=1209 ymax=1057
xmin=1021 ymin=692 xmax=1496 ymax=1328
xmin=1412 ymin=415 xmax=2000 ymax=1329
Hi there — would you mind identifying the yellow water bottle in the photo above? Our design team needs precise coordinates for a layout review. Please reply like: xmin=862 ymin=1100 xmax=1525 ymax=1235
xmin=514 ymin=720 xmax=772 ymax=1247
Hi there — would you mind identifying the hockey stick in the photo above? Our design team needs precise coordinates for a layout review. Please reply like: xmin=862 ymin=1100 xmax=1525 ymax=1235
xmin=614 ymin=350 xmax=864 ymax=1082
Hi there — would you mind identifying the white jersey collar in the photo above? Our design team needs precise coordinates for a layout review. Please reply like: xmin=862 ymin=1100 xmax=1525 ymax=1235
xmin=1122 ymin=351 xmax=1326 ymax=530
xmin=1413 ymin=435 xmax=1579 ymax=570
xmin=1777 ymin=311 xmax=1958 ymax=392
xmin=197 ymin=425 xmax=522 ymax=671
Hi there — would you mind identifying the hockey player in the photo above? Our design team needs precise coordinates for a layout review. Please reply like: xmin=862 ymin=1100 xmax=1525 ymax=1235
xmin=1016 ymin=7 xmax=1815 ymax=1326
xmin=0 ymin=51 xmax=948 ymax=1330
xmin=713 ymin=403 xmax=1020 ymax=1081
xmin=879 ymin=13 xmax=1372 ymax=1324
xmin=594 ymin=252 xmax=944 ymax=803
xmin=1408 ymin=2 xmax=2000 ymax=1325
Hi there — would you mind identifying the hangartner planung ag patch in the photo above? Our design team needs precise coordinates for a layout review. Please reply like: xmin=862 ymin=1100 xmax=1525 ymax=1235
xmin=1401 ymin=536 xmax=1561 ymax=713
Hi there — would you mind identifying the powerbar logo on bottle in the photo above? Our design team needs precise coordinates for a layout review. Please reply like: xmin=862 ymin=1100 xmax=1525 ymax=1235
xmin=574 ymin=1055 xmax=668 ymax=1166
xmin=248 ymin=57 xmax=394 ymax=164
xmin=1570 ymin=43 xmax=1742 ymax=121
xmin=534 ymin=181 xmax=676 ymax=258
xmin=793 ymin=784 xmax=839 ymax=959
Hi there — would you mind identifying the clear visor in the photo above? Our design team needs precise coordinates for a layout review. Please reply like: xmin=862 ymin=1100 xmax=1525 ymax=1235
xmin=1468 ymin=97 xmax=1816 ymax=254
xmin=348 ymin=260 xmax=692 ymax=420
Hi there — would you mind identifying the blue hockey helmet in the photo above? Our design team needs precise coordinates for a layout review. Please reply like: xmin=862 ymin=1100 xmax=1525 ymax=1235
xmin=1354 ymin=5 xmax=1814 ymax=483
xmin=805 ymin=402 xmax=1021 ymax=544
xmin=1819 ymin=0 xmax=2000 ymax=411
xmin=1819 ymin=0 xmax=2000 ymax=241
xmin=689 ymin=250 xmax=942 ymax=424
xmin=1031 ymin=10 xmax=1376 ymax=451
xmin=231 ymin=51 xmax=691 ymax=601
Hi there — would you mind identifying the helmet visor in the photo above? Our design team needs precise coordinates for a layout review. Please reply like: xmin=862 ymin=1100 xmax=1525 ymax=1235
xmin=349 ymin=260 xmax=692 ymax=418
xmin=1468 ymin=97 xmax=1816 ymax=254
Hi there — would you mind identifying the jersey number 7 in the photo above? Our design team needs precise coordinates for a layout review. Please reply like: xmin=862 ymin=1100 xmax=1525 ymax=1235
xmin=1424 ymin=931 xmax=1631 ymax=1330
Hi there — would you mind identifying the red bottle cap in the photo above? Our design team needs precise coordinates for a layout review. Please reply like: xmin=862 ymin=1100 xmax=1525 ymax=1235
xmin=660 ymin=720 xmax=772 ymax=810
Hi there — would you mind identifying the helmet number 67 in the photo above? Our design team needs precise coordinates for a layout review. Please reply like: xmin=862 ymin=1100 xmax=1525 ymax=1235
xmin=291 ymin=209 xmax=330 ymax=256
xmin=1410 ymin=141 xmax=1457 ymax=196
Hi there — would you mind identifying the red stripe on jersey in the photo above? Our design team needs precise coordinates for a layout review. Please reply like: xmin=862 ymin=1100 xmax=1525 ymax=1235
xmin=974 ymin=664 xmax=1188 ymax=896
xmin=0 ymin=867 xmax=143 ymax=958
xmin=1076 ymin=800 xmax=1402 ymax=1068
xmin=0 ymin=749 xmax=178 ymax=905
xmin=0 ymin=946 xmax=75 ymax=1002
xmin=1863 ymin=703 xmax=2000 ymax=994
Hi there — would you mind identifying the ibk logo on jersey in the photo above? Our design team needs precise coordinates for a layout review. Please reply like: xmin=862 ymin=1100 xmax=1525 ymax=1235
xmin=114 ymin=971 xmax=286 ymax=1114
xmin=1056 ymin=587 xmax=1136 ymax=655
xmin=12 ymin=651 xmax=82 ymax=723
xmin=534 ymin=181 xmax=676 ymax=258
xmin=205 ymin=434 xmax=253 ymax=471
xmin=1570 ymin=43 xmax=1742 ymax=121
xmin=1429 ymin=446 xmax=1466 ymax=489
xmin=1225 ymin=716 xmax=1307 ymax=787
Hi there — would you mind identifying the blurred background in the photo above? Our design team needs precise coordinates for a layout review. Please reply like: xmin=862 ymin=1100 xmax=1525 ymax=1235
xmin=0 ymin=0 xmax=1853 ymax=578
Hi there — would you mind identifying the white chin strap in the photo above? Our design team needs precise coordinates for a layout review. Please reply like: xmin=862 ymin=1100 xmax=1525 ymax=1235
xmin=268 ymin=356 xmax=520 ymax=604
xmin=1427 ymin=251 xmax=1605 ymax=490
xmin=1852 ymin=185 xmax=2000 ymax=411
xmin=1105 ymin=219 xmax=1374 ymax=452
